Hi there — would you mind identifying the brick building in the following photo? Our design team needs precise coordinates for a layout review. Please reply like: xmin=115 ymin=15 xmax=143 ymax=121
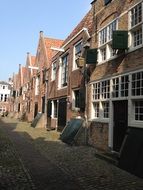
xmin=47 ymin=9 xmax=93 ymax=131
xmin=0 ymin=81 xmax=11 ymax=115
xmin=87 ymin=0 xmax=143 ymax=154
xmin=10 ymin=0 xmax=143 ymax=157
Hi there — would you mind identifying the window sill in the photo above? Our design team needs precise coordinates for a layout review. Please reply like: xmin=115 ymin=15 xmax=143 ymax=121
xmin=89 ymin=118 xmax=109 ymax=123
xmin=128 ymin=44 xmax=143 ymax=54
xmin=97 ymin=54 xmax=119 ymax=65
xmin=129 ymin=120 xmax=143 ymax=128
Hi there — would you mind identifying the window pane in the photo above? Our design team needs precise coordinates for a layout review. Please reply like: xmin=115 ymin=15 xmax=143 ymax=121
xmin=134 ymin=101 xmax=143 ymax=121
xmin=132 ymin=72 xmax=143 ymax=96
xmin=131 ymin=3 xmax=142 ymax=27
xmin=61 ymin=55 xmax=68 ymax=87
xmin=93 ymin=83 xmax=100 ymax=100
xmin=121 ymin=75 xmax=129 ymax=97
xmin=93 ymin=102 xmax=99 ymax=118
xmin=133 ymin=27 xmax=142 ymax=47
xmin=101 ymin=80 xmax=110 ymax=99
xmin=102 ymin=101 xmax=109 ymax=118
xmin=112 ymin=78 xmax=119 ymax=98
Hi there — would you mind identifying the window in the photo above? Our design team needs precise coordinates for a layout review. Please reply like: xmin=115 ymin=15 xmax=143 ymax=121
xmin=75 ymin=41 xmax=82 ymax=59
xmin=99 ymin=20 xmax=117 ymax=46
xmin=61 ymin=54 xmax=68 ymax=87
xmin=132 ymin=71 xmax=143 ymax=96
xmin=121 ymin=75 xmax=129 ymax=97
xmin=102 ymin=101 xmax=109 ymax=118
xmin=100 ymin=48 xmax=106 ymax=61
xmin=130 ymin=3 xmax=143 ymax=48
xmin=134 ymin=101 xmax=143 ymax=121
xmin=1 ymin=94 xmax=3 ymax=101
xmin=93 ymin=83 xmax=100 ymax=100
xmin=3 ymin=86 xmax=5 ymax=89
xmin=93 ymin=102 xmax=99 ymax=118
xmin=51 ymin=62 xmax=57 ymax=80
xmin=131 ymin=3 xmax=142 ymax=27
xmin=100 ymin=28 xmax=107 ymax=45
xmin=98 ymin=20 xmax=117 ymax=63
xmin=4 ymin=94 xmax=7 ymax=102
xmin=112 ymin=78 xmax=119 ymax=98
xmin=73 ymin=41 xmax=82 ymax=69
xmin=101 ymin=80 xmax=110 ymax=99
xmin=73 ymin=89 xmax=80 ymax=108
xmin=91 ymin=70 xmax=143 ymax=125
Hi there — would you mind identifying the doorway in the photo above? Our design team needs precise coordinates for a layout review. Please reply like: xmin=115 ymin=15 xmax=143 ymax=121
xmin=34 ymin=102 xmax=38 ymax=118
xmin=58 ymin=98 xmax=67 ymax=131
xmin=113 ymin=100 xmax=128 ymax=152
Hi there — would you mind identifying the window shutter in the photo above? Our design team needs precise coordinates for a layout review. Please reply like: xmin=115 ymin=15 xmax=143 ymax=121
xmin=86 ymin=49 xmax=97 ymax=65
xmin=112 ymin=31 xmax=128 ymax=50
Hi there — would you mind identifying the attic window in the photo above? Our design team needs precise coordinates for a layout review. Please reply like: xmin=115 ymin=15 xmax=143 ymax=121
xmin=104 ymin=0 xmax=112 ymax=6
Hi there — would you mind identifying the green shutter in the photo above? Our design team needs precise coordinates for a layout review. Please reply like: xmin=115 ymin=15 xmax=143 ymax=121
xmin=112 ymin=30 xmax=128 ymax=50
xmin=86 ymin=48 xmax=97 ymax=64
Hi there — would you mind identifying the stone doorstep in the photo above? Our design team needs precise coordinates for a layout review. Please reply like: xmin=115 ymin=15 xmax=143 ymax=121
xmin=95 ymin=150 xmax=119 ymax=166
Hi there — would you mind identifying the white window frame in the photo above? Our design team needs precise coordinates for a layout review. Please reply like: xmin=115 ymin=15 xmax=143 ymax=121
xmin=129 ymin=2 xmax=143 ymax=50
xmin=98 ymin=19 xmax=118 ymax=64
xmin=102 ymin=101 xmax=110 ymax=118
xmin=91 ymin=69 xmax=143 ymax=127
xmin=58 ymin=54 xmax=68 ymax=89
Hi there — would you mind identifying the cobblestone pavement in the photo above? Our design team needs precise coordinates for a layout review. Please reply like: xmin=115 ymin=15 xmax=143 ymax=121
xmin=0 ymin=119 xmax=36 ymax=190
xmin=0 ymin=117 xmax=143 ymax=190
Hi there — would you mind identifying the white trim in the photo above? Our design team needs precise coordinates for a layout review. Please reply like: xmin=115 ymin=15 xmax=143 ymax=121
xmin=50 ymin=47 xmax=65 ymax=52
xmin=28 ymin=66 xmax=39 ymax=70
xmin=62 ymin=28 xmax=90 ymax=49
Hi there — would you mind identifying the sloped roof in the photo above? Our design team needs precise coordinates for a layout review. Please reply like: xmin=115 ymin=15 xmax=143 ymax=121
xmin=63 ymin=9 xmax=93 ymax=45
xmin=0 ymin=81 xmax=9 ymax=85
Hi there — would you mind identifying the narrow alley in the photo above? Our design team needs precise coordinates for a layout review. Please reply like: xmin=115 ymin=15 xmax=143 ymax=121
xmin=0 ymin=117 xmax=143 ymax=190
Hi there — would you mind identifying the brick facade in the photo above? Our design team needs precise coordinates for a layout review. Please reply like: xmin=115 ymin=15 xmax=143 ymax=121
xmin=88 ymin=0 xmax=143 ymax=151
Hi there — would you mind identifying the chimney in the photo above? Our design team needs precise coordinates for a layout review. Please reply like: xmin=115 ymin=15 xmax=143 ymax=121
xmin=40 ymin=31 xmax=44 ymax=38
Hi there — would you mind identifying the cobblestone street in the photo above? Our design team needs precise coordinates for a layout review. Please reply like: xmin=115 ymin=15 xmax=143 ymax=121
xmin=0 ymin=117 xmax=143 ymax=190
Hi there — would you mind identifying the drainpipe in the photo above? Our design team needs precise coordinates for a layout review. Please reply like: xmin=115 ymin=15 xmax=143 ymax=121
xmin=44 ymin=72 xmax=49 ymax=129
xmin=83 ymin=42 xmax=90 ymax=145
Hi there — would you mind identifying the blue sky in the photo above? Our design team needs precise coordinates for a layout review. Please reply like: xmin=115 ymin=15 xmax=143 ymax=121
xmin=0 ymin=0 xmax=92 ymax=81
